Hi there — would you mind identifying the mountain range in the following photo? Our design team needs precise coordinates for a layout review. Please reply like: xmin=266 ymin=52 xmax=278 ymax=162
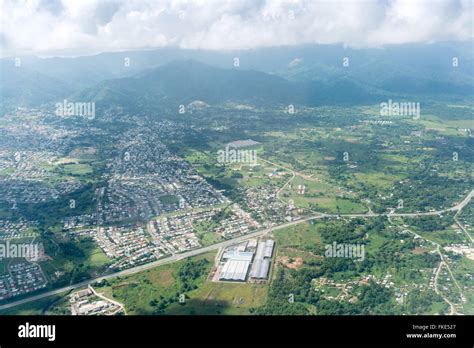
xmin=1 ymin=42 xmax=473 ymax=114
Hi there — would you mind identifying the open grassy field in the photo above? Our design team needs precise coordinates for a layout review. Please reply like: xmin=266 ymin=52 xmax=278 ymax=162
xmin=158 ymin=194 xmax=179 ymax=205
xmin=354 ymin=171 xmax=404 ymax=189
xmin=280 ymin=175 xmax=366 ymax=214
xmin=100 ymin=253 xmax=214 ymax=315
xmin=409 ymin=116 xmax=472 ymax=137
xmin=88 ymin=246 xmax=110 ymax=268
xmin=409 ymin=225 xmax=467 ymax=245
xmin=92 ymin=251 xmax=269 ymax=315
xmin=273 ymin=221 xmax=323 ymax=249
xmin=272 ymin=221 xmax=326 ymax=267
xmin=166 ymin=282 xmax=268 ymax=315
xmin=61 ymin=163 xmax=94 ymax=175
xmin=193 ymin=220 xmax=223 ymax=246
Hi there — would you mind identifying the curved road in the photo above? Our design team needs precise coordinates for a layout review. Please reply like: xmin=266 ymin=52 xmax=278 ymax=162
xmin=0 ymin=190 xmax=472 ymax=312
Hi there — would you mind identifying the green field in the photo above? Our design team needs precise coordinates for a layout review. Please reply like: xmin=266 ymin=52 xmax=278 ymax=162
xmin=273 ymin=222 xmax=323 ymax=249
xmin=167 ymin=282 xmax=268 ymax=315
xmin=193 ymin=220 xmax=223 ymax=246
xmin=62 ymin=163 xmax=93 ymax=175
xmin=159 ymin=194 xmax=179 ymax=205
xmin=92 ymin=251 xmax=269 ymax=315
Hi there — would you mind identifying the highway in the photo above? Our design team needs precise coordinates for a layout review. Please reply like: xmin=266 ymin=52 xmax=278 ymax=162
xmin=0 ymin=213 xmax=328 ymax=311
xmin=0 ymin=189 xmax=471 ymax=311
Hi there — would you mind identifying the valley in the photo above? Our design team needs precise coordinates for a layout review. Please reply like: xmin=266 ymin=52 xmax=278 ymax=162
xmin=0 ymin=92 xmax=472 ymax=315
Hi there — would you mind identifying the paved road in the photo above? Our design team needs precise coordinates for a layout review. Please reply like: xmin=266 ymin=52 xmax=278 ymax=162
xmin=259 ymin=158 xmax=295 ymax=204
xmin=0 ymin=189 xmax=472 ymax=311
xmin=0 ymin=213 xmax=328 ymax=311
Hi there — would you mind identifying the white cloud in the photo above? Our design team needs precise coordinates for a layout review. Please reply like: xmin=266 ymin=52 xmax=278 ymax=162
xmin=289 ymin=58 xmax=302 ymax=68
xmin=0 ymin=0 xmax=472 ymax=57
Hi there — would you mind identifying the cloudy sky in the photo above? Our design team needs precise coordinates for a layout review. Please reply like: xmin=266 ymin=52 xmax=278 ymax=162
xmin=1 ymin=0 xmax=472 ymax=57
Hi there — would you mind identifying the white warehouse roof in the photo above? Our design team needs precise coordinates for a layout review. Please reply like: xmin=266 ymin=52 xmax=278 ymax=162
xmin=222 ymin=251 xmax=254 ymax=262
xmin=219 ymin=260 xmax=250 ymax=281
xmin=264 ymin=240 xmax=274 ymax=258
xmin=250 ymin=239 xmax=274 ymax=279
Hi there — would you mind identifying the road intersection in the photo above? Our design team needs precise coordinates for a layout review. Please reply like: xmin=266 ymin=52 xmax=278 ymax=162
xmin=0 ymin=189 xmax=471 ymax=312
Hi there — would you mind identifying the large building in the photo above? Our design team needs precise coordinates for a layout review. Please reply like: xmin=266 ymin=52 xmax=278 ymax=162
xmin=219 ymin=250 xmax=253 ymax=281
xmin=250 ymin=240 xmax=274 ymax=280
xmin=219 ymin=260 xmax=250 ymax=281
xmin=226 ymin=139 xmax=261 ymax=149
xmin=218 ymin=239 xmax=274 ymax=282
xmin=264 ymin=240 xmax=274 ymax=258
xmin=222 ymin=251 xmax=253 ymax=262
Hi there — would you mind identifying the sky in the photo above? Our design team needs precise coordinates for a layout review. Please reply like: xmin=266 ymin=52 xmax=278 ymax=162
xmin=1 ymin=0 xmax=473 ymax=57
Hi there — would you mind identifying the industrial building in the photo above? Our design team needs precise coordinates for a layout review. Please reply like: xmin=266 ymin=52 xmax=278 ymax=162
xmin=219 ymin=249 xmax=254 ymax=281
xmin=264 ymin=240 xmax=274 ymax=258
xmin=217 ymin=239 xmax=274 ymax=282
xmin=222 ymin=251 xmax=253 ymax=262
xmin=219 ymin=260 xmax=250 ymax=281
xmin=226 ymin=139 xmax=261 ymax=149
xmin=250 ymin=239 xmax=274 ymax=280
